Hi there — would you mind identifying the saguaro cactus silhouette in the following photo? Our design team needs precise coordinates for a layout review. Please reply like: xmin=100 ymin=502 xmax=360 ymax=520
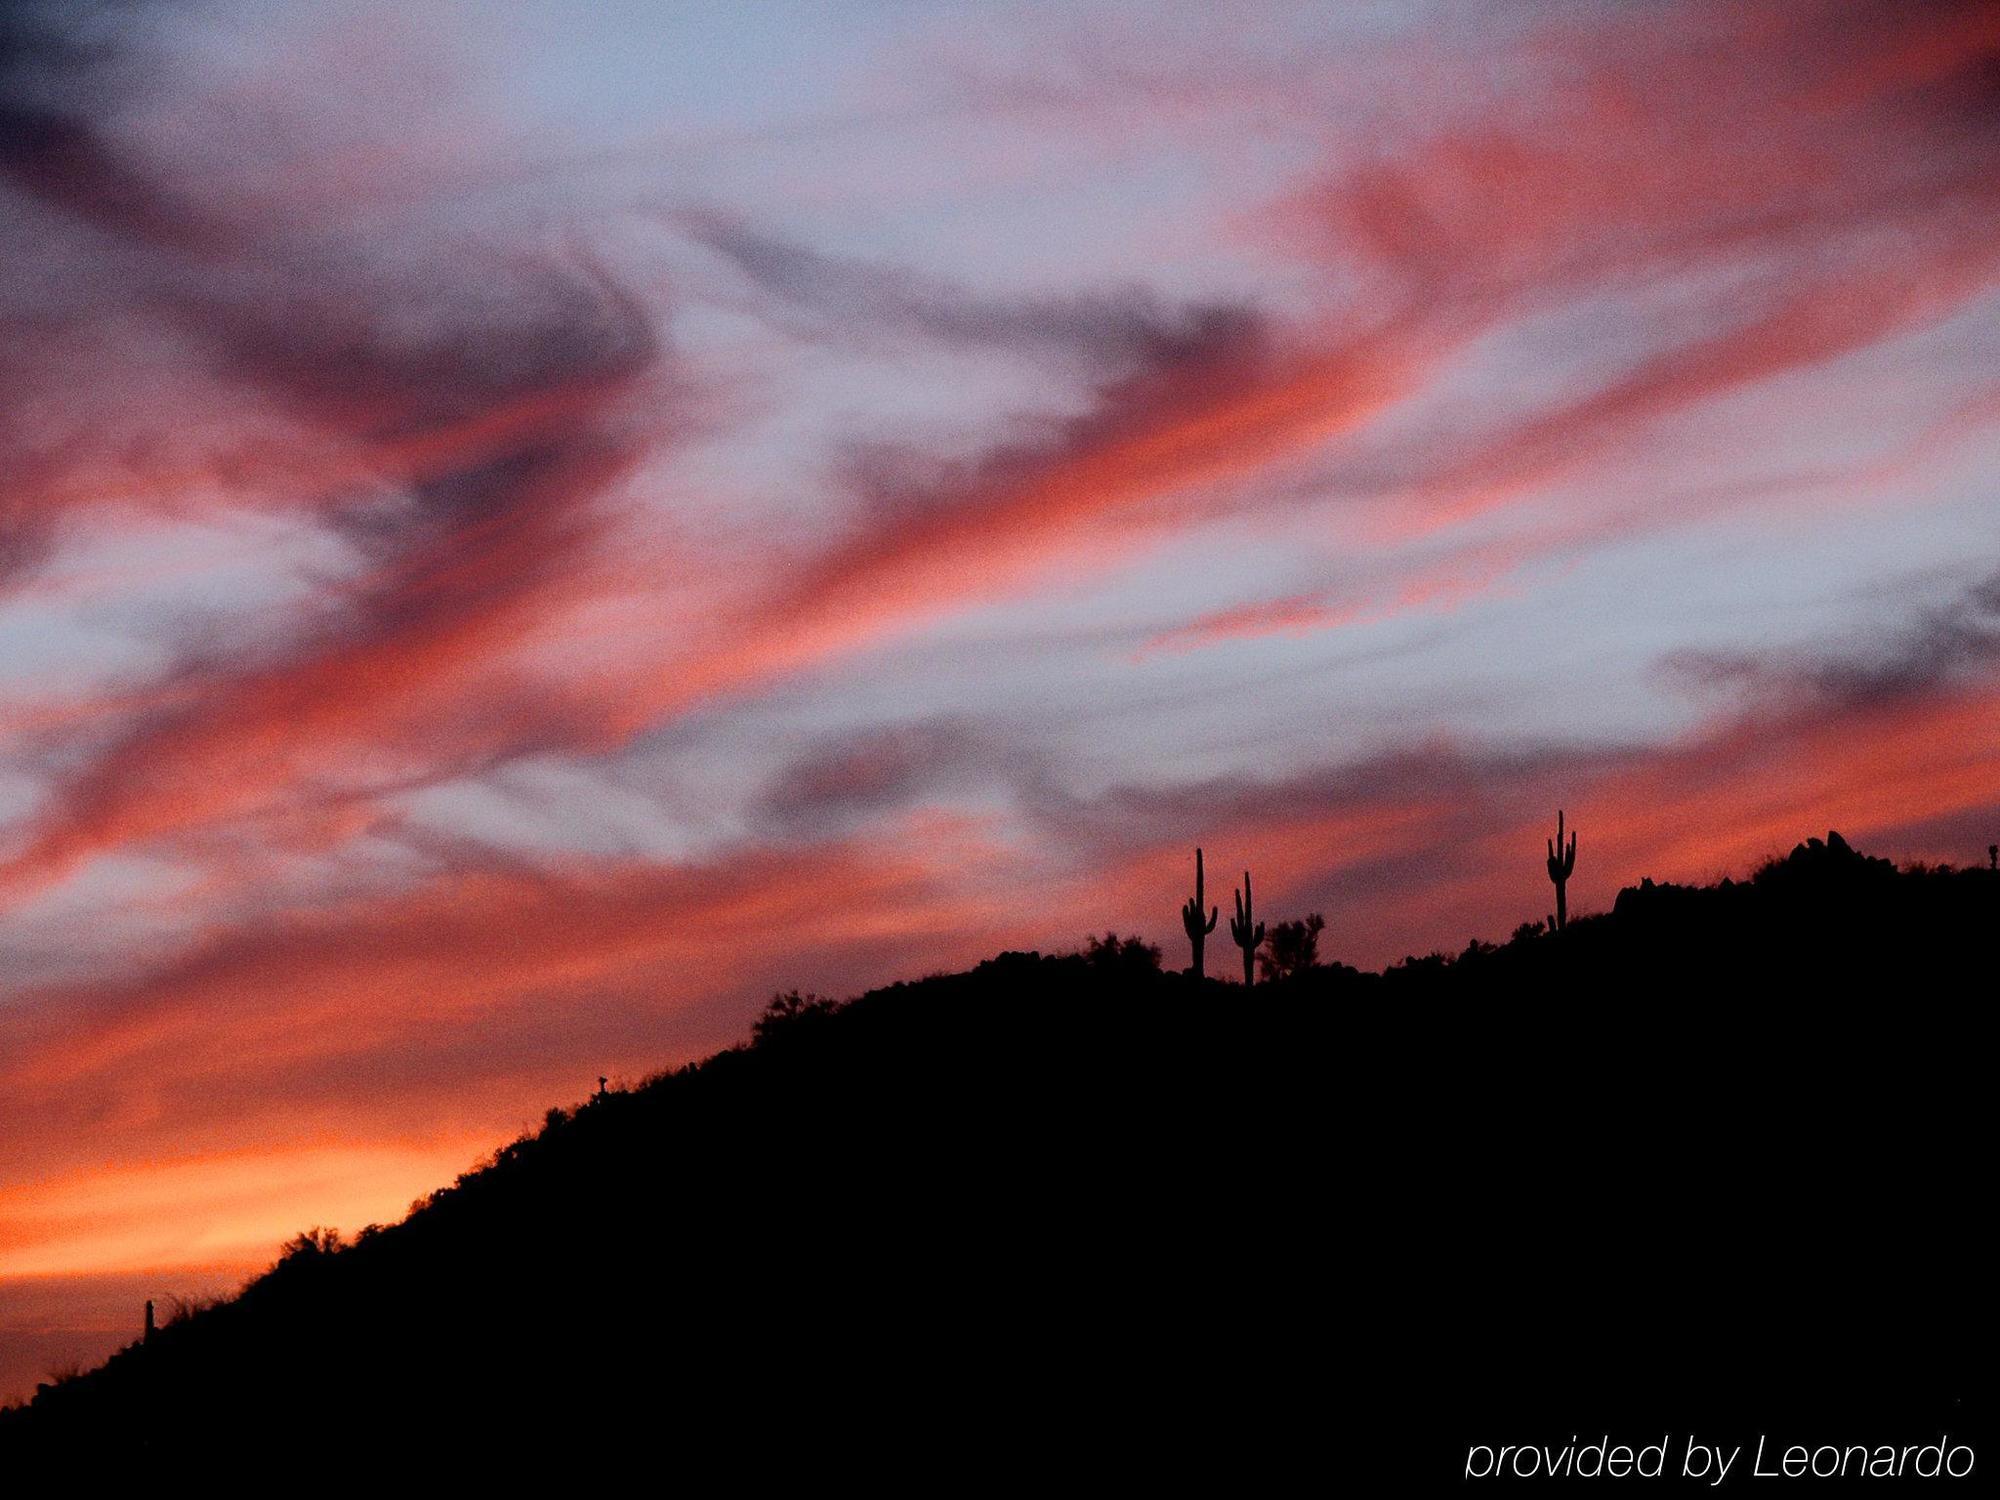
xmin=1181 ymin=847 xmax=1219 ymax=979
xmin=1230 ymin=871 xmax=1265 ymax=986
xmin=1546 ymin=809 xmax=1577 ymax=931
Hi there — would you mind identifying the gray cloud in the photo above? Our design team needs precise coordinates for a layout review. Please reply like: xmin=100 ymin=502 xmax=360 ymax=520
xmin=685 ymin=210 xmax=1260 ymax=372
xmin=1660 ymin=565 xmax=2000 ymax=711
xmin=1809 ymin=566 xmax=2000 ymax=706
xmin=753 ymin=715 xmax=1059 ymax=838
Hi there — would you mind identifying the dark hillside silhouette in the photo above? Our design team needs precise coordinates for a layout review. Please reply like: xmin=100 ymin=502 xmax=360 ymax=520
xmin=0 ymin=831 xmax=1987 ymax=1487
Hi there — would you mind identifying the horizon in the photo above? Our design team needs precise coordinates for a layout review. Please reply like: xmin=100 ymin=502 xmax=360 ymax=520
xmin=2 ymin=0 xmax=1998 ymax=1405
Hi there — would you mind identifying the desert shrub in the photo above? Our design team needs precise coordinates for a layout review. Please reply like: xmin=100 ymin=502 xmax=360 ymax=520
xmin=278 ymin=1226 xmax=344 ymax=1263
xmin=164 ymin=1294 xmax=223 ymax=1327
xmin=1258 ymin=914 xmax=1325 ymax=981
xmin=753 ymin=990 xmax=840 ymax=1045
xmin=1084 ymin=932 xmax=1163 ymax=973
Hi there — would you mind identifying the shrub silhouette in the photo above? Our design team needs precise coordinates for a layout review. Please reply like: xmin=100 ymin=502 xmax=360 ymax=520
xmin=1257 ymin=912 xmax=1324 ymax=981
xmin=278 ymin=1227 xmax=344 ymax=1262
xmin=1228 ymin=870 xmax=1265 ymax=985
xmin=1545 ymin=807 xmax=1577 ymax=930
xmin=1179 ymin=847 xmax=1219 ymax=980
xmin=751 ymin=989 xmax=839 ymax=1045
xmin=1083 ymin=931 xmax=1162 ymax=973
xmin=162 ymin=1294 xmax=222 ymax=1328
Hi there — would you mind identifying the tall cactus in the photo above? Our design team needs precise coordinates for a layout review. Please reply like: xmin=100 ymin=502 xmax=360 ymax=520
xmin=1230 ymin=870 xmax=1265 ymax=986
xmin=1546 ymin=809 xmax=1577 ymax=931
xmin=1181 ymin=847 xmax=1219 ymax=980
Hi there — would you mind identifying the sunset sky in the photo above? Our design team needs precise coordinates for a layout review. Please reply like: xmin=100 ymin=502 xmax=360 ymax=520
xmin=3 ymin=0 xmax=1998 ymax=1398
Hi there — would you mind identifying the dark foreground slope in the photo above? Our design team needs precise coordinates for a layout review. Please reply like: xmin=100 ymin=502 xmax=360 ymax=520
xmin=2 ymin=834 xmax=1989 ymax=1487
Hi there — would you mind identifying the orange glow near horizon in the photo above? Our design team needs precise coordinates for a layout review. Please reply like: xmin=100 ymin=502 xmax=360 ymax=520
xmin=0 ymin=1139 xmax=494 ymax=1282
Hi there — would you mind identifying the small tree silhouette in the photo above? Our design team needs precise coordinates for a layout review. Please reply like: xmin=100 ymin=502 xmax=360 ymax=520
xmin=1258 ymin=913 xmax=1325 ymax=982
xmin=1180 ymin=847 xmax=1219 ymax=979
xmin=1546 ymin=809 xmax=1577 ymax=931
xmin=1085 ymin=932 xmax=1162 ymax=973
xmin=163 ymin=1293 xmax=221 ymax=1327
xmin=1230 ymin=872 xmax=1265 ymax=986
xmin=752 ymin=990 xmax=838 ymax=1045
xmin=279 ymin=1227 xmax=343 ymax=1263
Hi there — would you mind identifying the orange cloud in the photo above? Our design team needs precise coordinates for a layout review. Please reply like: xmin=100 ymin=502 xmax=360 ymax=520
xmin=1135 ymin=535 xmax=1527 ymax=656
xmin=2 ymin=441 xmax=639 ymax=899
xmin=591 ymin=308 xmax=1465 ymax=733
